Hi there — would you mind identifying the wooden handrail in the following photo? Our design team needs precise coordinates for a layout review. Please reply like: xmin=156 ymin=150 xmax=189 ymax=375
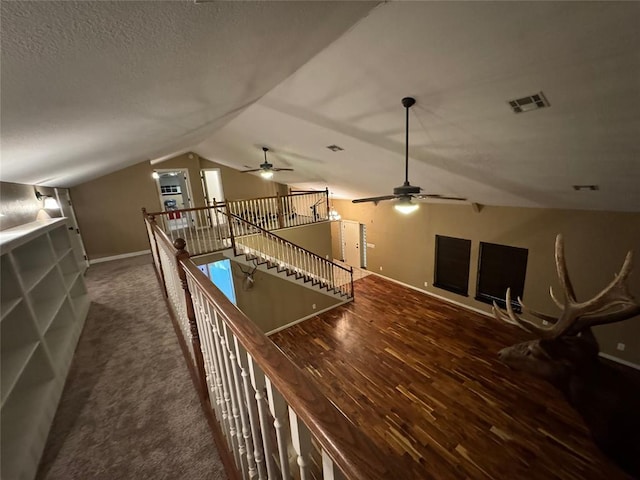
xmin=146 ymin=219 xmax=407 ymax=478
xmin=144 ymin=190 xmax=328 ymax=218
xmin=226 ymin=211 xmax=350 ymax=276
xmin=179 ymin=257 xmax=405 ymax=480
xmin=144 ymin=204 xmax=228 ymax=217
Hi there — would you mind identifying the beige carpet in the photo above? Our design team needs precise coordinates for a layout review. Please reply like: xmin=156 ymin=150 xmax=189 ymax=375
xmin=36 ymin=254 xmax=227 ymax=480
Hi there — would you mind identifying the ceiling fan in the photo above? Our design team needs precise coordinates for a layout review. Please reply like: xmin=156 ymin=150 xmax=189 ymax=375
xmin=352 ymin=97 xmax=466 ymax=214
xmin=241 ymin=147 xmax=294 ymax=179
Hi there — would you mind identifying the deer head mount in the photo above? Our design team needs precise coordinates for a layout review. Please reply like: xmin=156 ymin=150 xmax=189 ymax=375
xmin=493 ymin=235 xmax=640 ymax=477
xmin=239 ymin=262 xmax=257 ymax=291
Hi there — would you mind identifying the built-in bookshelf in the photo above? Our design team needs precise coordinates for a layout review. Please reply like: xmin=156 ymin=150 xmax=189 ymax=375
xmin=1 ymin=218 xmax=90 ymax=480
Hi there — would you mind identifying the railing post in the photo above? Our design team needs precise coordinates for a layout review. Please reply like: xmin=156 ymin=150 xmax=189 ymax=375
xmin=325 ymin=187 xmax=330 ymax=219
xmin=276 ymin=192 xmax=284 ymax=229
xmin=224 ymin=200 xmax=238 ymax=255
xmin=142 ymin=208 xmax=168 ymax=297
xmin=174 ymin=238 xmax=210 ymax=404
xmin=350 ymin=266 xmax=354 ymax=299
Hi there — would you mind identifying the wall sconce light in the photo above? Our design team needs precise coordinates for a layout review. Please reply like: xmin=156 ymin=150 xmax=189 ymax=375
xmin=35 ymin=191 xmax=60 ymax=210
xmin=152 ymin=171 xmax=160 ymax=180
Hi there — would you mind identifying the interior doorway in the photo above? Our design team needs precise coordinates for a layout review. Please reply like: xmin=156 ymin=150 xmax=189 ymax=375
xmin=200 ymin=168 xmax=226 ymax=226
xmin=341 ymin=220 xmax=361 ymax=268
xmin=201 ymin=168 xmax=225 ymax=205
xmin=153 ymin=169 xmax=194 ymax=231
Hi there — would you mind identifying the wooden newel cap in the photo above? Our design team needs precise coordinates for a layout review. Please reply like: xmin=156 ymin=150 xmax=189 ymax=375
xmin=174 ymin=238 xmax=187 ymax=250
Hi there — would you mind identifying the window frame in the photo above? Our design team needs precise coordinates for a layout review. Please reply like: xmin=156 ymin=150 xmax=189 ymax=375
xmin=475 ymin=241 xmax=528 ymax=312
xmin=433 ymin=235 xmax=472 ymax=296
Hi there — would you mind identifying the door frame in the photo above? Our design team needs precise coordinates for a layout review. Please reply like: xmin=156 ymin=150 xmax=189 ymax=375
xmin=340 ymin=219 xmax=361 ymax=268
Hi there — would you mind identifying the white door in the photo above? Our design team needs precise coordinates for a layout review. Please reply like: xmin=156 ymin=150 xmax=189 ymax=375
xmin=201 ymin=168 xmax=226 ymax=226
xmin=341 ymin=220 xmax=361 ymax=267
xmin=54 ymin=188 xmax=89 ymax=273
xmin=201 ymin=168 xmax=225 ymax=205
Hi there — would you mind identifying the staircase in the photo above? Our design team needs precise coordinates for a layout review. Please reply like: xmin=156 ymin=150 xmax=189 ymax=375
xmin=144 ymin=200 xmax=354 ymax=300
xmin=224 ymin=211 xmax=353 ymax=300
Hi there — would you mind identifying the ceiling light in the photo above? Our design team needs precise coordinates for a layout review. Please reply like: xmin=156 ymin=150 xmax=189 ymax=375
xmin=152 ymin=171 xmax=160 ymax=179
xmin=394 ymin=197 xmax=419 ymax=214
xmin=508 ymin=92 xmax=550 ymax=113
xmin=260 ymin=170 xmax=274 ymax=180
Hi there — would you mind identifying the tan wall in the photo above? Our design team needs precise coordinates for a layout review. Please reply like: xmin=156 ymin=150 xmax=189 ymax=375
xmin=192 ymin=253 xmax=340 ymax=333
xmin=70 ymin=152 xmax=288 ymax=260
xmin=0 ymin=181 xmax=60 ymax=230
xmin=71 ymin=162 xmax=161 ymax=260
xmin=275 ymin=221 xmax=333 ymax=259
xmin=199 ymin=156 xmax=287 ymax=200
xmin=330 ymin=220 xmax=342 ymax=260
xmin=333 ymin=200 xmax=640 ymax=364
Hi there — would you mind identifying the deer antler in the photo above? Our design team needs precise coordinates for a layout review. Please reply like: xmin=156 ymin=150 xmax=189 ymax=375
xmin=494 ymin=235 xmax=640 ymax=339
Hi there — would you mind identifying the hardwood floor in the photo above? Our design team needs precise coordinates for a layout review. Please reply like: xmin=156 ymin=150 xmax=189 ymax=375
xmin=270 ymin=275 xmax=631 ymax=479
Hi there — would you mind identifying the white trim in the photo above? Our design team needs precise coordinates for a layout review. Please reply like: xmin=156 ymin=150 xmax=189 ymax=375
xmin=90 ymin=249 xmax=151 ymax=264
xmin=265 ymin=299 xmax=351 ymax=336
xmin=598 ymin=352 xmax=640 ymax=371
xmin=369 ymin=271 xmax=492 ymax=318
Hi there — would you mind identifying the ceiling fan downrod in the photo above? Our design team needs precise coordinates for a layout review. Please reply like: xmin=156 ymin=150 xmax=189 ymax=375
xmin=402 ymin=97 xmax=415 ymax=186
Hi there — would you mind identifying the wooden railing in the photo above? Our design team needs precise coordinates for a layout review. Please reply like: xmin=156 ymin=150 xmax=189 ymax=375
xmin=227 ymin=212 xmax=353 ymax=298
xmin=142 ymin=215 xmax=408 ymax=480
xmin=147 ymin=190 xmax=329 ymax=258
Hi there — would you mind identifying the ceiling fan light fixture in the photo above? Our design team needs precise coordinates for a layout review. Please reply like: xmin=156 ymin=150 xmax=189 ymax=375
xmin=260 ymin=169 xmax=274 ymax=179
xmin=394 ymin=197 xmax=419 ymax=214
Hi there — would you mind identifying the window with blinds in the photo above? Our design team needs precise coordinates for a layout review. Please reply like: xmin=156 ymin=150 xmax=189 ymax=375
xmin=476 ymin=242 xmax=528 ymax=311
xmin=434 ymin=235 xmax=471 ymax=296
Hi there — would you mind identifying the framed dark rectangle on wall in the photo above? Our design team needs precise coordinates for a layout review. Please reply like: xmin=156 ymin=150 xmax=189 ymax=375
xmin=476 ymin=241 xmax=528 ymax=311
xmin=434 ymin=235 xmax=471 ymax=296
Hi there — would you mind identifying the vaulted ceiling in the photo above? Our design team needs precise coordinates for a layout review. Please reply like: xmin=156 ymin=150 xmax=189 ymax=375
xmin=2 ymin=2 xmax=639 ymax=212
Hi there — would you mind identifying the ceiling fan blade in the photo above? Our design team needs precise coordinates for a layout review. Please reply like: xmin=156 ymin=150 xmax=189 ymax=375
xmin=241 ymin=169 xmax=262 ymax=173
xmin=273 ymin=168 xmax=294 ymax=172
xmin=352 ymin=194 xmax=398 ymax=204
xmin=415 ymin=194 xmax=467 ymax=201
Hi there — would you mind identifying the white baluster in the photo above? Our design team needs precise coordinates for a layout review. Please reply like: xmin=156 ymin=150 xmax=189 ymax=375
xmin=203 ymin=301 xmax=227 ymax=435
xmin=224 ymin=325 xmax=256 ymax=479
xmin=248 ymin=356 xmax=278 ymax=479
xmin=321 ymin=449 xmax=346 ymax=480
xmin=235 ymin=343 xmax=268 ymax=480
xmin=219 ymin=324 xmax=248 ymax=475
xmin=265 ymin=378 xmax=292 ymax=480
xmin=211 ymin=313 xmax=240 ymax=467
xmin=289 ymin=408 xmax=313 ymax=480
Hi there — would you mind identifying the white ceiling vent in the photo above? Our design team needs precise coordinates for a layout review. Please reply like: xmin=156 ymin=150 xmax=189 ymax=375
xmin=508 ymin=92 xmax=550 ymax=113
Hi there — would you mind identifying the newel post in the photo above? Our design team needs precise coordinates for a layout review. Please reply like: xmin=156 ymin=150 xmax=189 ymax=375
xmin=325 ymin=187 xmax=330 ymax=219
xmin=276 ymin=192 xmax=284 ymax=229
xmin=224 ymin=200 xmax=238 ymax=255
xmin=174 ymin=238 xmax=210 ymax=404
xmin=142 ymin=208 xmax=168 ymax=297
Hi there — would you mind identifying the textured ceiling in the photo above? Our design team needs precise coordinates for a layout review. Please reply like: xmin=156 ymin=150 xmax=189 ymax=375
xmin=0 ymin=1 xmax=377 ymax=186
xmin=196 ymin=2 xmax=640 ymax=212
xmin=2 ymin=2 xmax=639 ymax=212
